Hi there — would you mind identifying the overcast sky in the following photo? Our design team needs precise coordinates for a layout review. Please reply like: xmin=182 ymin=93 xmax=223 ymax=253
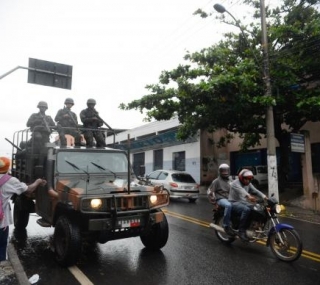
xmin=0 ymin=0 xmax=254 ymax=156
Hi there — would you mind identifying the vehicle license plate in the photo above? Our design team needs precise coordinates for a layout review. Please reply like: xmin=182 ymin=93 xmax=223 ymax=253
xmin=118 ymin=218 xmax=141 ymax=228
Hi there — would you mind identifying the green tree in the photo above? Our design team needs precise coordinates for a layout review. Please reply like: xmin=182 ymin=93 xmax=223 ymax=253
xmin=120 ymin=0 xmax=320 ymax=184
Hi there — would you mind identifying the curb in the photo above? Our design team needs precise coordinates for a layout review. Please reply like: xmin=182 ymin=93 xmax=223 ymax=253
xmin=8 ymin=243 xmax=30 ymax=285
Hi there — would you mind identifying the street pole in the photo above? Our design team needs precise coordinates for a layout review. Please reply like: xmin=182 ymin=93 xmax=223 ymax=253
xmin=214 ymin=2 xmax=279 ymax=200
xmin=260 ymin=0 xmax=279 ymax=201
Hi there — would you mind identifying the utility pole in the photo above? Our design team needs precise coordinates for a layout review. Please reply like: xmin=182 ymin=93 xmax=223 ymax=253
xmin=260 ymin=0 xmax=279 ymax=201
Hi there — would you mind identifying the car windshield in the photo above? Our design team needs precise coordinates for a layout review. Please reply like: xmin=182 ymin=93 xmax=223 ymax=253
xmin=56 ymin=151 xmax=128 ymax=174
xmin=171 ymin=173 xmax=196 ymax=183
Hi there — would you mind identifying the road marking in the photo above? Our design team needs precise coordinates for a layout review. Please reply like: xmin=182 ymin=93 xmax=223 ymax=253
xmin=163 ymin=209 xmax=320 ymax=262
xmin=68 ymin=265 xmax=94 ymax=285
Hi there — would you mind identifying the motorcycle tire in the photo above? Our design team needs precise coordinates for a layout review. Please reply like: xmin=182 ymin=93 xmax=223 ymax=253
xmin=269 ymin=228 xmax=303 ymax=262
xmin=214 ymin=216 xmax=236 ymax=244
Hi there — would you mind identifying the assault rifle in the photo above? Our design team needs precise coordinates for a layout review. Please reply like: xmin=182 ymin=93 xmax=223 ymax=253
xmin=5 ymin=138 xmax=22 ymax=151
xmin=40 ymin=113 xmax=52 ymax=133
xmin=93 ymin=111 xmax=113 ymax=131
xmin=66 ymin=108 xmax=81 ymax=133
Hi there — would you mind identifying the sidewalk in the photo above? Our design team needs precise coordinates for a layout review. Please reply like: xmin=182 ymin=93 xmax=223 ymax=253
xmin=0 ymin=243 xmax=29 ymax=285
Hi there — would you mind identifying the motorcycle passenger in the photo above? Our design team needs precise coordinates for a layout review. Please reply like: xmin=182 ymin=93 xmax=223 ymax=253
xmin=207 ymin=163 xmax=233 ymax=235
xmin=229 ymin=169 xmax=267 ymax=241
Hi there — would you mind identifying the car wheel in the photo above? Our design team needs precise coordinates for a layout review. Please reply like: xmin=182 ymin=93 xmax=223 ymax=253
xmin=188 ymin=198 xmax=197 ymax=203
xmin=140 ymin=210 xmax=169 ymax=250
xmin=53 ymin=216 xmax=81 ymax=267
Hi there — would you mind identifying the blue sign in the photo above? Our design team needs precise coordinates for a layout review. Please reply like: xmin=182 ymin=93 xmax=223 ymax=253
xmin=290 ymin=133 xmax=305 ymax=153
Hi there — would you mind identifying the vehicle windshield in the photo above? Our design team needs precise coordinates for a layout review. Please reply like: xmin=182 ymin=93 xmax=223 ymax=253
xmin=171 ymin=173 xmax=196 ymax=183
xmin=56 ymin=151 xmax=128 ymax=174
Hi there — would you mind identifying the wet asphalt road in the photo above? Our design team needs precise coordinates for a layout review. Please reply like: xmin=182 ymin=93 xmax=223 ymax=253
xmin=9 ymin=196 xmax=320 ymax=285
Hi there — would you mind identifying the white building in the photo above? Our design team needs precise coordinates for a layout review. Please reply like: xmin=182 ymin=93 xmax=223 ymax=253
xmin=106 ymin=117 xmax=202 ymax=183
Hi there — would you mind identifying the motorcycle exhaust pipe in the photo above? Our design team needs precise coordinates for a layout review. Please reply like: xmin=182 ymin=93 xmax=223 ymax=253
xmin=209 ymin=223 xmax=225 ymax=233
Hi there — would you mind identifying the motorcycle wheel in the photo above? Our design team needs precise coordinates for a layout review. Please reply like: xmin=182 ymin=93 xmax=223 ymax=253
xmin=269 ymin=229 xmax=303 ymax=262
xmin=214 ymin=216 xmax=236 ymax=244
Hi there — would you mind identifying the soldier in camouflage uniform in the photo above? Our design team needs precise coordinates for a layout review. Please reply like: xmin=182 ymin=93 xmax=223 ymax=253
xmin=80 ymin=99 xmax=107 ymax=147
xmin=26 ymin=101 xmax=55 ymax=151
xmin=55 ymin=98 xmax=82 ymax=147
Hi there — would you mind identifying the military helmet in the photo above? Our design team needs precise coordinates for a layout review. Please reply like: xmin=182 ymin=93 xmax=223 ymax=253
xmin=64 ymin=98 xmax=74 ymax=105
xmin=87 ymin=98 xmax=96 ymax=105
xmin=37 ymin=101 xmax=48 ymax=109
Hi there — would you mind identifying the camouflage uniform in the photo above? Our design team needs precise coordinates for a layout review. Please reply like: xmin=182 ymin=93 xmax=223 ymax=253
xmin=55 ymin=99 xmax=81 ymax=147
xmin=27 ymin=107 xmax=55 ymax=150
xmin=80 ymin=99 xmax=106 ymax=147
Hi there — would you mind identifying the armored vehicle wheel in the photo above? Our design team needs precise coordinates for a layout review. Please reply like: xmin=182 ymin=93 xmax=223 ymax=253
xmin=13 ymin=196 xmax=30 ymax=230
xmin=140 ymin=210 xmax=169 ymax=250
xmin=53 ymin=216 xmax=81 ymax=267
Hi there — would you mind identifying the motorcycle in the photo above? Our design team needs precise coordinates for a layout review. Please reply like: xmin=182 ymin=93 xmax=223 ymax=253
xmin=209 ymin=194 xmax=303 ymax=262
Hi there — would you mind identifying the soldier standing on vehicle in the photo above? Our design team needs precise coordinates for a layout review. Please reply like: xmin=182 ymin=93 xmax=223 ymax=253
xmin=26 ymin=101 xmax=55 ymax=151
xmin=80 ymin=98 xmax=107 ymax=147
xmin=0 ymin=157 xmax=46 ymax=263
xmin=55 ymin=98 xmax=82 ymax=147
xmin=207 ymin=164 xmax=233 ymax=236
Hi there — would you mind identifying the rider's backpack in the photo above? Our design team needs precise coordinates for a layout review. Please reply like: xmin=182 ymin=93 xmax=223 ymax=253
xmin=0 ymin=174 xmax=12 ymax=220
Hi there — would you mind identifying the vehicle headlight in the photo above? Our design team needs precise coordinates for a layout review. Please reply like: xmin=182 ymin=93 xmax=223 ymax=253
xmin=275 ymin=204 xmax=282 ymax=214
xmin=91 ymin=199 xmax=102 ymax=209
xmin=149 ymin=195 xmax=158 ymax=205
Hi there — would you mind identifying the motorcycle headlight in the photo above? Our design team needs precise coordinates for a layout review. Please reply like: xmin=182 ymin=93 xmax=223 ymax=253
xmin=91 ymin=199 xmax=102 ymax=209
xmin=275 ymin=204 xmax=282 ymax=214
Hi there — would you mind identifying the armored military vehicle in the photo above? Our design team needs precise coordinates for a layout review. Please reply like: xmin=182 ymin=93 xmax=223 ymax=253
xmin=9 ymin=128 xmax=169 ymax=266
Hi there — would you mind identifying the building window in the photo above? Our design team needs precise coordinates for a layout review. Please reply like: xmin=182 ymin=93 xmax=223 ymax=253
xmin=154 ymin=149 xmax=163 ymax=170
xmin=173 ymin=151 xmax=185 ymax=171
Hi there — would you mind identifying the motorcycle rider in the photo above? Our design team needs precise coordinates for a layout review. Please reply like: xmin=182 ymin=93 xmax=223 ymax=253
xmin=229 ymin=169 xmax=268 ymax=241
xmin=207 ymin=163 xmax=233 ymax=235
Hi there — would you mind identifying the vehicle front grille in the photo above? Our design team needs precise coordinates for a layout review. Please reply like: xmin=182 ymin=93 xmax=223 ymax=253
xmin=81 ymin=195 xmax=149 ymax=213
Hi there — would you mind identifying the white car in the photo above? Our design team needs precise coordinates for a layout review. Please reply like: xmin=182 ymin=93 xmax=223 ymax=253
xmin=146 ymin=170 xmax=199 ymax=202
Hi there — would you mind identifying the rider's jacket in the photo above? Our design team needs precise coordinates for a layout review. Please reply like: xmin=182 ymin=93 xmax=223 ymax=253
xmin=229 ymin=179 xmax=266 ymax=205
xmin=208 ymin=176 xmax=231 ymax=202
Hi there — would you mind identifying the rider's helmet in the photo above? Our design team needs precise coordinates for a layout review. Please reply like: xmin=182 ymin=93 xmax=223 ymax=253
xmin=219 ymin=163 xmax=230 ymax=179
xmin=238 ymin=169 xmax=254 ymax=186
xmin=87 ymin=98 xmax=96 ymax=106
xmin=64 ymin=98 xmax=74 ymax=105
xmin=37 ymin=101 xmax=48 ymax=109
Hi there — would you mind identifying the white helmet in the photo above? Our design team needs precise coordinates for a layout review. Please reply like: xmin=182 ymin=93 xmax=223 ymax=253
xmin=219 ymin=163 xmax=230 ymax=179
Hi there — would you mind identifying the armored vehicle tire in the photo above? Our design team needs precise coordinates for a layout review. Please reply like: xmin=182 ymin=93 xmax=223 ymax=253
xmin=13 ymin=196 xmax=30 ymax=231
xmin=140 ymin=210 xmax=169 ymax=250
xmin=53 ymin=216 xmax=81 ymax=267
